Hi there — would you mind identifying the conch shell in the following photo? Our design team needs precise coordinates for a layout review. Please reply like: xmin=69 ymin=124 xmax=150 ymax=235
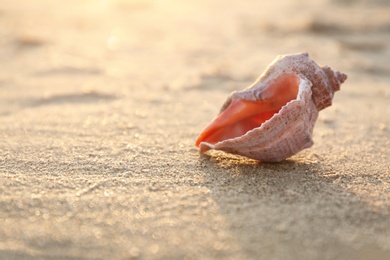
xmin=195 ymin=53 xmax=347 ymax=162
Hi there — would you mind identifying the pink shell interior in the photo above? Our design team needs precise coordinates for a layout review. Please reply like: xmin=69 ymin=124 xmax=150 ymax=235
xmin=195 ymin=73 xmax=301 ymax=147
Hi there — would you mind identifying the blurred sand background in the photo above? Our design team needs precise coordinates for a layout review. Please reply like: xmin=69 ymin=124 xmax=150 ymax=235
xmin=1 ymin=0 xmax=390 ymax=259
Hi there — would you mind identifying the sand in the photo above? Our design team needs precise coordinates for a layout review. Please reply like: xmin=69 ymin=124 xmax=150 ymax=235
xmin=1 ymin=0 xmax=390 ymax=259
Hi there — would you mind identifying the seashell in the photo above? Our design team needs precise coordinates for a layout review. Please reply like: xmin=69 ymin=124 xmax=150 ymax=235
xmin=195 ymin=52 xmax=347 ymax=162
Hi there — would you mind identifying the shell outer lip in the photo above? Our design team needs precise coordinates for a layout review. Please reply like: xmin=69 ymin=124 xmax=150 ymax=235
xmin=199 ymin=74 xmax=315 ymax=162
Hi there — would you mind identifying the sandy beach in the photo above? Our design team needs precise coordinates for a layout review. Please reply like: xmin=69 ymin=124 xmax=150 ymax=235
xmin=1 ymin=0 xmax=390 ymax=259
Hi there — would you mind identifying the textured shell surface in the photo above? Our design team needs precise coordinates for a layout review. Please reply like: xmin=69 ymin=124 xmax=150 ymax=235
xmin=195 ymin=52 xmax=347 ymax=162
